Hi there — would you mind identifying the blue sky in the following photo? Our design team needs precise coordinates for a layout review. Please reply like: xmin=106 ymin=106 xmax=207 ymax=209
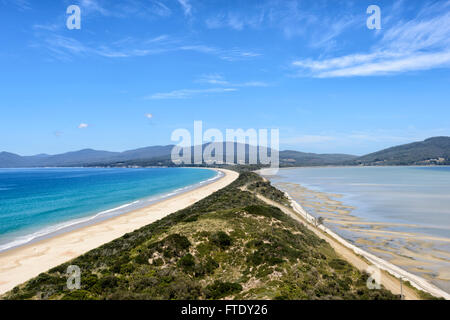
xmin=1 ymin=0 xmax=450 ymax=156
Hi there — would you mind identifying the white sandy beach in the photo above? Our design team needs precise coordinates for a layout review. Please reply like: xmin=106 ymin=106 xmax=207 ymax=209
xmin=0 ymin=168 xmax=238 ymax=295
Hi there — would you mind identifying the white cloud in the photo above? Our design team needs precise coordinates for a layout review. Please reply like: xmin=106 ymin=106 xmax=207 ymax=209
xmin=196 ymin=74 xmax=269 ymax=87
xmin=292 ymin=1 xmax=450 ymax=77
xmin=78 ymin=123 xmax=89 ymax=129
xmin=44 ymin=35 xmax=88 ymax=57
xmin=316 ymin=51 xmax=450 ymax=78
xmin=180 ymin=45 xmax=261 ymax=61
xmin=239 ymin=81 xmax=269 ymax=87
xmin=80 ymin=0 xmax=109 ymax=16
xmin=206 ymin=11 xmax=264 ymax=31
xmin=33 ymin=23 xmax=60 ymax=32
xmin=197 ymin=74 xmax=229 ymax=85
xmin=65 ymin=0 xmax=173 ymax=19
xmin=145 ymin=88 xmax=237 ymax=100
xmin=179 ymin=45 xmax=216 ymax=54
xmin=280 ymin=128 xmax=450 ymax=154
xmin=282 ymin=135 xmax=337 ymax=145
xmin=145 ymin=113 xmax=153 ymax=119
xmin=293 ymin=52 xmax=396 ymax=71
xmin=177 ymin=0 xmax=192 ymax=17
xmin=204 ymin=0 xmax=357 ymax=49
xmin=117 ymin=0 xmax=172 ymax=18
xmin=219 ymin=48 xmax=261 ymax=61
xmin=3 ymin=0 xmax=31 ymax=10
xmin=307 ymin=16 xmax=360 ymax=51
xmin=149 ymin=1 xmax=172 ymax=17
xmin=36 ymin=33 xmax=260 ymax=62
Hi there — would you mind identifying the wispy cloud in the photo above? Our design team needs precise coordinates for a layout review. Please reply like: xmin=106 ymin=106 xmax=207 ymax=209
xmin=2 ymin=0 xmax=31 ymax=10
xmin=313 ymin=51 xmax=450 ymax=78
xmin=145 ymin=88 xmax=238 ymax=100
xmin=34 ymin=31 xmax=260 ymax=62
xmin=117 ymin=0 xmax=172 ymax=18
xmin=196 ymin=74 xmax=269 ymax=87
xmin=147 ymin=73 xmax=269 ymax=100
xmin=40 ymin=35 xmax=89 ymax=60
xmin=149 ymin=1 xmax=172 ymax=17
xmin=308 ymin=15 xmax=361 ymax=51
xmin=177 ymin=0 xmax=192 ymax=17
xmin=80 ymin=0 xmax=109 ymax=16
xmin=33 ymin=23 xmax=60 ymax=32
xmin=197 ymin=74 xmax=230 ymax=85
xmin=206 ymin=11 xmax=265 ymax=31
xmin=179 ymin=45 xmax=261 ymax=61
xmin=238 ymin=81 xmax=269 ymax=87
xmin=77 ymin=0 xmax=172 ymax=18
xmin=282 ymin=135 xmax=337 ymax=145
xmin=28 ymin=1 xmax=260 ymax=62
xmin=281 ymin=127 xmax=450 ymax=154
xmin=78 ymin=123 xmax=89 ymax=129
xmin=219 ymin=48 xmax=261 ymax=61
xmin=36 ymin=34 xmax=170 ymax=60
xmin=292 ymin=1 xmax=450 ymax=77
xmin=204 ymin=0 xmax=358 ymax=49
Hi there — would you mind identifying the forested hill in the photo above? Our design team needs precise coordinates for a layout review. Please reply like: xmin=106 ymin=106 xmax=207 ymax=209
xmin=351 ymin=137 xmax=450 ymax=166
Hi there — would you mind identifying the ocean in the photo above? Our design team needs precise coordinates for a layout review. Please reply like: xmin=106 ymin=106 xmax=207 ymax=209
xmin=265 ymin=166 xmax=450 ymax=293
xmin=0 ymin=167 xmax=218 ymax=252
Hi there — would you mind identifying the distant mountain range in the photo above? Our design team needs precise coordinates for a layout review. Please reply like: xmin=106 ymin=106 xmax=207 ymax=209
xmin=0 ymin=145 xmax=174 ymax=168
xmin=1 ymin=137 xmax=449 ymax=168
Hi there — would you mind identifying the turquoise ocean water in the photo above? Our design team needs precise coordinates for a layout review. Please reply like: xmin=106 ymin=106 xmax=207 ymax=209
xmin=0 ymin=167 xmax=218 ymax=252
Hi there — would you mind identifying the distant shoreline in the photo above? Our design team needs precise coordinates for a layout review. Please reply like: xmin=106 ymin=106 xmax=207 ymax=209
xmin=0 ymin=168 xmax=239 ymax=295
xmin=1 ymin=164 xmax=450 ymax=169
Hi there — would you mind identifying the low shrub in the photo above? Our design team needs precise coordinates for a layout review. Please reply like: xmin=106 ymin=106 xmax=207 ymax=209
xmin=210 ymin=231 xmax=232 ymax=249
xmin=178 ymin=254 xmax=196 ymax=273
xmin=205 ymin=281 xmax=243 ymax=299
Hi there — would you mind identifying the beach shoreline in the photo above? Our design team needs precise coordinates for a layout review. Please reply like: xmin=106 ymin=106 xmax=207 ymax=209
xmin=0 ymin=168 xmax=239 ymax=295
xmin=0 ymin=167 xmax=223 ymax=253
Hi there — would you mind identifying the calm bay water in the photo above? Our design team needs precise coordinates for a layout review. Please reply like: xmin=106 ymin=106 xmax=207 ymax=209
xmin=266 ymin=166 xmax=450 ymax=292
xmin=0 ymin=167 xmax=217 ymax=252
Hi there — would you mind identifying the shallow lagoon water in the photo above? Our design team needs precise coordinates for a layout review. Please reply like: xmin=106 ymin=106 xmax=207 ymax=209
xmin=267 ymin=166 xmax=450 ymax=293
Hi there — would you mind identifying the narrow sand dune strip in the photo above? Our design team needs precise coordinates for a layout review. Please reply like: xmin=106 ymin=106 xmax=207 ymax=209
xmin=0 ymin=169 xmax=238 ymax=295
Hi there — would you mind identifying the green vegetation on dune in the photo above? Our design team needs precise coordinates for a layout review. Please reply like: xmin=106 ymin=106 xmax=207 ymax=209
xmin=3 ymin=172 xmax=399 ymax=300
